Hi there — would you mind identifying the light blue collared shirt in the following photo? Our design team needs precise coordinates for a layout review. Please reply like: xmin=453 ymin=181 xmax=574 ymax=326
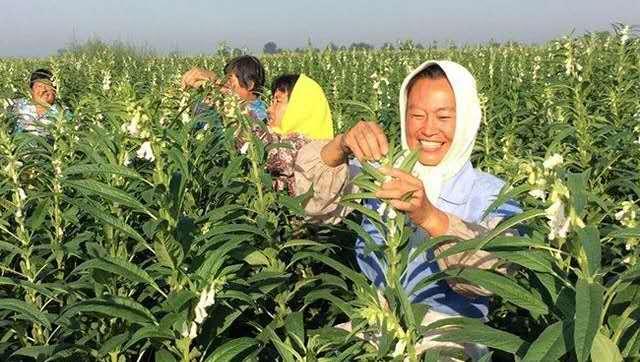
xmin=353 ymin=160 xmax=521 ymax=319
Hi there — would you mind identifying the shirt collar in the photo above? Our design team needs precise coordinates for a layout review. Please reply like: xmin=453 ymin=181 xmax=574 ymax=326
xmin=438 ymin=160 xmax=476 ymax=205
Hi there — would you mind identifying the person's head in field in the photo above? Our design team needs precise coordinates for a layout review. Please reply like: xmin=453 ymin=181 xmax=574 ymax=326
xmin=266 ymin=73 xmax=333 ymax=140
xmin=223 ymin=55 xmax=265 ymax=102
xmin=267 ymin=74 xmax=299 ymax=127
xmin=404 ymin=64 xmax=456 ymax=166
xmin=29 ymin=68 xmax=56 ymax=106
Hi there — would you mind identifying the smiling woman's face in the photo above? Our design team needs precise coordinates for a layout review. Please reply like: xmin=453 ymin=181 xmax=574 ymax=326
xmin=405 ymin=76 xmax=456 ymax=166
xmin=31 ymin=81 xmax=56 ymax=106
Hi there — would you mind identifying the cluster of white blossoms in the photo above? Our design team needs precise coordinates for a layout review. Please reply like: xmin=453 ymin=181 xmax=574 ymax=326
xmin=619 ymin=25 xmax=631 ymax=45
xmin=101 ymin=70 xmax=111 ymax=91
xmin=178 ymin=92 xmax=192 ymax=125
xmin=559 ymin=39 xmax=584 ymax=82
xmin=370 ymin=71 xmax=390 ymax=94
xmin=615 ymin=201 xmax=638 ymax=228
xmin=121 ymin=104 xmax=151 ymax=139
xmin=119 ymin=103 xmax=157 ymax=163
xmin=520 ymin=153 xmax=564 ymax=201
xmin=614 ymin=201 xmax=638 ymax=261
xmin=135 ymin=141 xmax=155 ymax=162
xmin=180 ymin=281 xmax=224 ymax=339
xmin=532 ymin=56 xmax=542 ymax=80
xmin=521 ymin=153 xmax=585 ymax=240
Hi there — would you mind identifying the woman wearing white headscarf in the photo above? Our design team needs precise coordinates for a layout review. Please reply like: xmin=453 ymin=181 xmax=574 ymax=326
xmin=293 ymin=60 xmax=520 ymax=358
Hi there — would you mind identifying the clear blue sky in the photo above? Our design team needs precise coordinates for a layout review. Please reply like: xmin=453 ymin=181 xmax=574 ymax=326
xmin=1 ymin=0 xmax=638 ymax=57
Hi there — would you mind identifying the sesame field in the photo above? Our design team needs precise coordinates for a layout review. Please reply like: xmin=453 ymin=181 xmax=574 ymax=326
xmin=0 ymin=27 xmax=639 ymax=361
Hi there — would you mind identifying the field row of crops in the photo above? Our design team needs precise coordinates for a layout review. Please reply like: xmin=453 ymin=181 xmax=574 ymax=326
xmin=0 ymin=26 xmax=638 ymax=361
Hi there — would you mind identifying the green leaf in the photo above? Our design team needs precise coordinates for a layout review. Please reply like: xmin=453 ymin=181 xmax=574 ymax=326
xmin=290 ymin=251 xmax=369 ymax=287
xmin=0 ymin=298 xmax=52 ymax=330
xmin=169 ymin=172 xmax=185 ymax=214
xmin=492 ymin=250 xmax=556 ymax=274
xmin=445 ymin=268 xmax=549 ymax=315
xmin=262 ymin=324 xmax=300 ymax=362
xmin=205 ymin=337 xmax=259 ymax=362
xmin=430 ymin=317 xmax=527 ymax=354
xmin=222 ymin=156 xmax=244 ymax=185
xmin=521 ymin=320 xmax=574 ymax=362
xmin=243 ymin=249 xmax=271 ymax=266
xmin=73 ymin=255 xmax=166 ymax=297
xmin=64 ymin=179 xmax=151 ymax=215
xmin=12 ymin=344 xmax=87 ymax=360
xmin=566 ymin=172 xmax=588 ymax=216
xmin=123 ymin=326 xmax=174 ymax=350
xmin=60 ymin=297 xmax=157 ymax=326
xmin=0 ymin=239 xmax=23 ymax=254
xmin=154 ymin=237 xmax=185 ymax=269
xmin=97 ymin=332 xmax=130 ymax=356
xmin=65 ymin=197 xmax=149 ymax=246
xmin=339 ymin=201 xmax=384 ymax=225
xmin=591 ymin=331 xmax=623 ymax=362
xmin=574 ymin=278 xmax=603 ymax=362
xmin=285 ymin=312 xmax=305 ymax=351
xmin=344 ymin=219 xmax=383 ymax=255
xmin=578 ymin=225 xmax=601 ymax=277
xmin=279 ymin=239 xmax=337 ymax=251
xmin=339 ymin=192 xmax=378 ymax=202
xmin=303 ymin=289 xmax=354 ymax=317
xmin=196 ymin=204 xmax=243 ymax=224
xmin=63 ymin=163 xmax=149 ymax=184
xmin=482 ymin=184 xmax=530 ymax=219
xmin=26 ymin=198 xmax=49 ymax=230
xmin=155 ymin=348 xmax=178 ymax=362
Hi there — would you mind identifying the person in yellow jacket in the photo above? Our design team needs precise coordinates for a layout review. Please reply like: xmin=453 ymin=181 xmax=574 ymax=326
xmin=237 ymin=73 xmax=334 ymax=195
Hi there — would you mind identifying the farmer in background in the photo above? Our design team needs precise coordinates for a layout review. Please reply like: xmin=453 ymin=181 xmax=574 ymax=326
xmin=238 ymin=73 xmax=334 ymax=194
xmin=181 ymin=55 xmax=268 ymax=121
xmin=6 ymin=69 xmax=66 ymax=136
xmin=292 ymin=61 xmax=521 ymax=359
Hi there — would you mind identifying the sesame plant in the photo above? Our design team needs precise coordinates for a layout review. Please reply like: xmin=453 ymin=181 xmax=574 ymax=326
xmin=0 ymin=25 xmax=638 ymax=361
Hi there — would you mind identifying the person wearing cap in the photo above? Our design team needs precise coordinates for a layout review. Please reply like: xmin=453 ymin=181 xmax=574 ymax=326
xmin=292 ymin=61 xmax=521 ymax=359
xmin=6 ymin=68 xmax=67 ymax=136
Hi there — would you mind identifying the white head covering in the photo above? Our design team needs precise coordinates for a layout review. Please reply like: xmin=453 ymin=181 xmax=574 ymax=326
xmin=399 ymin=60 xmax=481 ymax=204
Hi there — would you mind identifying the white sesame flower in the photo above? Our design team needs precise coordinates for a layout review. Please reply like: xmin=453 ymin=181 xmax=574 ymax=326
xmin=194 ymin=284 xmax=217 ymax=324
xmin=180 ymin=321 xmax=198 ymax=339
xmin=546 ymin=199 xmax=570 ymax=240
xmin=543 ymin=154 xmax=564 ymax=170
xmin=620 ymin=25 xmax=630 ymax=45
xmin=376 ymin=202 xmax=397 ymax=220
xmin=181 ymin=112 xmax=191 ymax=125
xmin=121 ymin=119 xmax=140 ymax=137
xmin=17 ymin=188 xmax=27 ymax=201
xmin=528 ymin=189 xmax=546 ymax=200
xmin=392 ymin=339 xmax=407 ymax=358
xmin=102 ymin=71 xmax=111 ymax=91
xmin=239 ymin=142 xmax=250 ymax=155
xmin=136 ymin=141 xmax=155 ymax=162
